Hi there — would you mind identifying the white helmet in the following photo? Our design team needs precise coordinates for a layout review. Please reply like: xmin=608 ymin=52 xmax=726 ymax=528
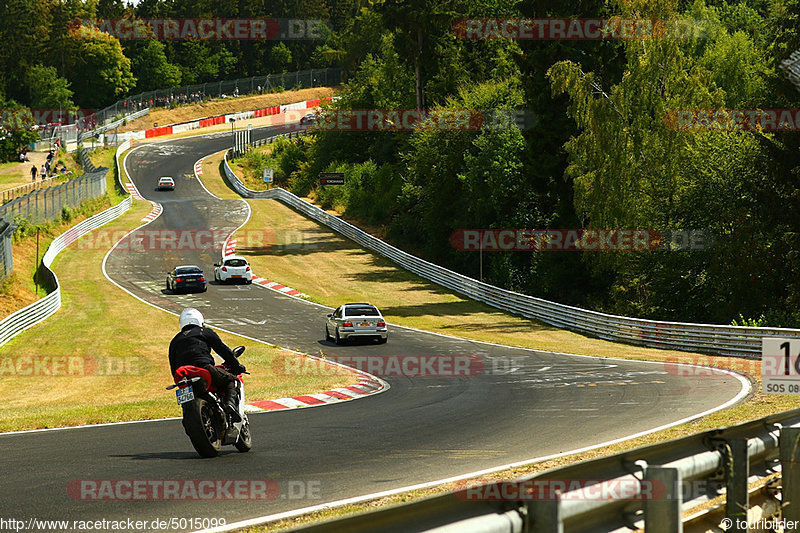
xmin=179 ymin=308 xmax=204 ymax=329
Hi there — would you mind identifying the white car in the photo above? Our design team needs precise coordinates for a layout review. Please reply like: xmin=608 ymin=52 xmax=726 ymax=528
xmin=214 ymin=256 xmax=253 ymax=284
xmin=157 ymin=176 xmax=175 ymax=190
xmin=325 ymin=303 xmax=388 ymax=344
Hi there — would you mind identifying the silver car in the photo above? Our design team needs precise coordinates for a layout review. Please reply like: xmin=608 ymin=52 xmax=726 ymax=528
xmin=325 ymin=303 xmax=388 ymax=344
xmin=157 ymin=176 xmax=175 ymax=190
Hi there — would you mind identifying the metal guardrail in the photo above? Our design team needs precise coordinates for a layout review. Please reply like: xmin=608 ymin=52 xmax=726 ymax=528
xmin=0 ymin=171 xmax=107 ymax=225
xmin=48 ymin=68 xmax=341 ymax=148
xmin=0 ymin=195 xmax=132 ymax=347
xmin=90 ymin=68 xmax=340 ymax=134
xmin=288 ymin=408 xmax=800 ymax=533
xmin=0 ymin=142 xmax=133 ymax=346
xmin=77 ymin=108 xmax=150 ymax=143
xmin=222 ymin=145 xmax=800 ymax=356
xmin=0 ymin=220 xmax=13 ymax=278
xmin=1 ymin=174 xmax=76 ymax=205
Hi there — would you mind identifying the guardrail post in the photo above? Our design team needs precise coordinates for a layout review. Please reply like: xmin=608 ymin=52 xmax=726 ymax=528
xmin=781 ymin=427 xmax=800 ymax=521
xmin=726 ymin=439 xmax=749 ymax=531
xmin=527 ymin=497 xmax=563 ymax=533
xmin=644 ymin=466 xmax=682 ymax=533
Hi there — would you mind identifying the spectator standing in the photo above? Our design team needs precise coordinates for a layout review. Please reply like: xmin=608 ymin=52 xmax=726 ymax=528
xmin=31 ymin=165 xmax=37 ymax=181
xmin=40 ymin=164 xmax=46 ymax=179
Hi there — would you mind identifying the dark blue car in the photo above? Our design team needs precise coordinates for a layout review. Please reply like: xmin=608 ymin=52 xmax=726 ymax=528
xmin=166 ymin=265 xmax=207 ymax=294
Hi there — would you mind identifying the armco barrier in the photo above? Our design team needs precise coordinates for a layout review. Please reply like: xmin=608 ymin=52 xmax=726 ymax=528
xmin=77 ymin=108 xmax=150 ymax=143
xmin=222 ymin=146 xmax=800 ymax=356
xmin=0 ymin=196 xmax=132 ymax=346
xmin=289 ymin=407 xmax=800 ymax=533
xmin=0 ymin=141 xmax=134 ymax=347
xmin=0 ymin=221 xmax=13 ymax=278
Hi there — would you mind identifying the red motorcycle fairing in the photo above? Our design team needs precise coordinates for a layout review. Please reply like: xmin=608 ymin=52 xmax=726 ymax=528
xmin=174 ymin=365 xmax=214 ymax=393
xmin=173 ymin=364 xmax=242 ymax=394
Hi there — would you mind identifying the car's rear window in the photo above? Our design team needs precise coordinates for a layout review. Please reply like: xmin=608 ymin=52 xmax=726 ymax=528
xmin=177 ymin=267 xmax=202 ymax=274
xmin=345 ymin=307 xmax=379 ymax=317
xmin=224 ymin=259 xmax=248 ymax=267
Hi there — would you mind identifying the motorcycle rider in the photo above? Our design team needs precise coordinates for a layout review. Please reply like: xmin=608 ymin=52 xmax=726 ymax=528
xmin=169 ymin=308 xmax=245 ymax=421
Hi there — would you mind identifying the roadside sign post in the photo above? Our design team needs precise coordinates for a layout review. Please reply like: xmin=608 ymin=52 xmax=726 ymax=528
xmin=319 ymin=172 xmax=345 ymax=185
xmin=264 ymin=168 xmax=273 ymax=184
xmin=762 ymin=338 xmax=800 ymax=394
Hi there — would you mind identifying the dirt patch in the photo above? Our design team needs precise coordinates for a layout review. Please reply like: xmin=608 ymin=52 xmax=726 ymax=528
xmin=119 ymin=87 xmax=336 ymax=132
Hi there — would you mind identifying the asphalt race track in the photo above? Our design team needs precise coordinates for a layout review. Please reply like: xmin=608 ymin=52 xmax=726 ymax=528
xmin=0 ymin=126 xmax=749 ymax=531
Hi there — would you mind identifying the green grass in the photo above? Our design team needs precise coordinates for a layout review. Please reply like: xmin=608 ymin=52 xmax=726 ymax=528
xmin=193 ymin=152 xmax=800 ymax=531
xmin=0 ymin=195 xmax=354 ymax=432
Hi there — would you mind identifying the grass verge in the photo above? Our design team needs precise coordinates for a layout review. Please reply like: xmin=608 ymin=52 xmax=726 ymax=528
xmin=0 ymin=197 xmax=353 ymax=432
xmin=0 ymin=144 xmax=128 ymax=319
xmin=119 ymin=87 xmax=335 ymax=133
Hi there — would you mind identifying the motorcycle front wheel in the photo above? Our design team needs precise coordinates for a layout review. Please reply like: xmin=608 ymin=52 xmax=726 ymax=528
xmin=182 ymin=399 xmax=222 ymax=458
xmin=235 ymin=419 xmax=252 ymax=452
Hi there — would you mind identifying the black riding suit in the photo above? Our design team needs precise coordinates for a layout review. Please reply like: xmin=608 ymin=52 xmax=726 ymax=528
xmin=169 ymin=325 xmax=242 ymax=416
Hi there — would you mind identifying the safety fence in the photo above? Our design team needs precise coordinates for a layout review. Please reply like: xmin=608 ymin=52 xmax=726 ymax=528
xmin=1 ymin=174 xmax=71 ymax=205
xmin=0 ymin=171 xmax=107 ymax=226
xmin=0 ymin=221 xmax=12 ymax=279
xmin=0 ymin=147 xmax=110 ymax=281
xmin=109 ymin=96 xmax=328 ymax=144
xmin=0 ymin=142 xmax=133 ymax=346
xmin=76 ymin=108 xmax=150 ymax=144
xmin=288 ymin=407 xmax=800 ymax=533
xmin=2 ymin=148 xmax=95 ymax=204
xmin=0 ymin=196 xmax=132 ymax=347
xmin=61 ymin=68 xmax=341 ymax=145
xmin=222 ymin=145 xmax=800 ymax=356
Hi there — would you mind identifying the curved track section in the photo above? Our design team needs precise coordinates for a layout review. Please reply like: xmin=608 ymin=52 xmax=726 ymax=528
xmin=0 ymin=127 xmax=749 ymax=530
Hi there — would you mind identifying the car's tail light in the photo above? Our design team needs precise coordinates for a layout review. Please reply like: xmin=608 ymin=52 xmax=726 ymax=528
xmin=377 ymin=321 xmax=386 ymax=327
xmin=246 ymin=266 xmax=251 ymax=271
xmin=199 ymin=277 xmax=205 ymax=282
xmin=175 ymin=277 xmax=183 ymax=282
xmin=343 ymin=322 xmax=353 ymax=327
xmin=222 ymin=266 xmax=227 ymax=272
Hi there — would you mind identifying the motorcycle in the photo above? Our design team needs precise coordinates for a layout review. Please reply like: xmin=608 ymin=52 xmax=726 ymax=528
xmin=166 ymin=345 xmax=252 ymax=457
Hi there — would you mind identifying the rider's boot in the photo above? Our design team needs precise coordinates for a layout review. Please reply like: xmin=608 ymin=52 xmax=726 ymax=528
xmin=224 ymin=381 xmax=241 ymax=422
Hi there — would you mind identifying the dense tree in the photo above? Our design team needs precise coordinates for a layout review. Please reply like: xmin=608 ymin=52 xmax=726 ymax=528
xmin=24 ymin=65 xmax=75 ymax=110
xmin=63 ymin=26 xmax=136 ymax=107
xmin=131 ymin=40 xmax=181 ymax=92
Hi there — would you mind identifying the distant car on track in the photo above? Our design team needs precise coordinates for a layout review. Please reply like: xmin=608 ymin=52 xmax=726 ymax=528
xmin=300 ymin=113 xmax=317 ymax=125
xmin=157 ymin=176 xmax=175 ymax=190
xmin=214 ymin=256 xmax=253 ymax=284
xmin=325 ymin=303 xmax=388 ymax=344
xmin=166 ymin=265 xmax=206 ymax=293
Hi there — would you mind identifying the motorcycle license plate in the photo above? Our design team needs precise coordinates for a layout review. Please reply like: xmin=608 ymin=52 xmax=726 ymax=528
xmin=176 ymin=386 xmax=194 ymax=405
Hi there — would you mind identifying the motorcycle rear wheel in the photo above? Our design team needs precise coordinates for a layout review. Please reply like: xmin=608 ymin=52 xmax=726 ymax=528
xmin=183 ymin=399 xmax=222 ymax=457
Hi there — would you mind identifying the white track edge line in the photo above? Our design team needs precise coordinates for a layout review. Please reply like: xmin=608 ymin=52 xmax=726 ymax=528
xmin=196 ymin=372 xmax=750 ymax=533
